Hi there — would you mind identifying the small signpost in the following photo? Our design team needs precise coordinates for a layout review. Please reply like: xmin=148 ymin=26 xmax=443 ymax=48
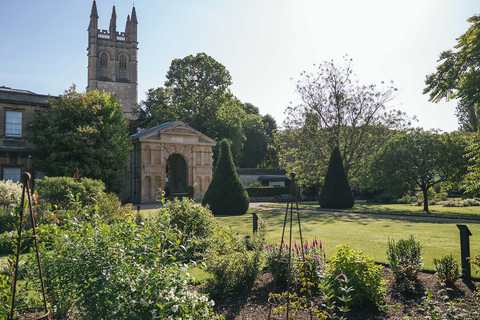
xmin=457 ymin=224 xmax=472 ymax=281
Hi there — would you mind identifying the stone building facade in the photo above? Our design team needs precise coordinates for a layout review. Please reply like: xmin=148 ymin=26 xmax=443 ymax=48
xmin=86 ymin=0 xmax=138 ymax=119
xmin=0 ymin=86 xmax=51 ymax=183
xmin=128 ymin=121 xmax=216 ymax=203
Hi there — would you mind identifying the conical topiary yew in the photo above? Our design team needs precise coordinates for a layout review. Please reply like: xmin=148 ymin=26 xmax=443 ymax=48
xmin=202 ymin=140 xmax=250 ymax=215
xmin=318 ymin=145 xmax=354 ymax=209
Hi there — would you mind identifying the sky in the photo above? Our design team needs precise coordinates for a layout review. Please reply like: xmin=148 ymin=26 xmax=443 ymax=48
xmin=0 ymin=0 xmax=478 ymax=132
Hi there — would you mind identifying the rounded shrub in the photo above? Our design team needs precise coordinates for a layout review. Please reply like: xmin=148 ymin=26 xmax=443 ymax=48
xmin=202 ymin=140 xmax=249 ymax=215
xmin=0 ymin=180 xmax=22 ymax=207
xmin=326 ymin=245 xmax=386 ymax=307
xmin=36 ymin=176 xmax=105 ymax=206
xmin=319 ymin=146 xmax=354 ymax=209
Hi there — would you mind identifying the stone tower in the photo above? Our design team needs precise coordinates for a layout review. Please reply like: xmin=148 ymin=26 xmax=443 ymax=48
xmin=86 ymin=1 xmax=138 ymax=119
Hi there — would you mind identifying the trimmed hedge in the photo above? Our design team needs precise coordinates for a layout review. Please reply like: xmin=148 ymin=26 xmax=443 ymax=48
xmin=319 ymin=145 xmax=354 ymax=209
xmin=202 ymin=140 xmax=250 ymax=215
xmin=245 ymin=187 xmax=289 ymax=198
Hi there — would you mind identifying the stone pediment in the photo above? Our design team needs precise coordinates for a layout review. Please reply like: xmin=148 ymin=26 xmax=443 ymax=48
xmin=130 ymin=121 xmax=217 ymax=146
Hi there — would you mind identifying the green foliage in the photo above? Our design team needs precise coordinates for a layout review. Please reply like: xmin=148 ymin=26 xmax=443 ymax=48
xmin=326 ymin=245 xmax=386 ymax=307
xmin=369 ymin=129 xmax=470 ymax=212
xmin=245 ymin=186 xmax=290 ymax=197
xmin=387 ymin=236 xmax=423 ymax=292
xmin=434 ymin=254 xmax=460 ymax=286
xmin=265 ymin=238 xmax=324 ymax=285
xmin=187 ymin=185 xmax=194 ymax=197
xmin=35 ymin=176 xmax=105 ymax=207
xmin=238 ymin=113 xmax=268 ymax=168
xmin=133 ymin=53 xmax=247 ymax=162
xmin=202 ymin=140 xmax=249 ymax=215
xmin=441 ymin=198 xmax=480 ymax=207
xmin=0 ymin=208 xmax=16 ymax=234
xmin=464 ymin=132 xmax=480 ymax=195
xmin=165 ymin=198 xmax=218 ymax=259
xmin=205 ymin=250 xmax=262 ymax=298
xmin=0 ymin=180 xmax=22 ymax=208
xmin=0 ymin=231 xmax=14 ymax=254
xmin=424 ymin=15 xmax=480 ymax=132
xmin=27 ymin=211 xmax=221 ymax=319
xmin=282 ymin=57 xmax=411 ymax=187
xmin=96 ymin=192 xmax=133 ymax=222
xmin=319 ymin=146 xmax=354 ymax=209
xmin=29 ymin=86 xmax=131 ymax=192
xmin=0 ymin=272 xmax=12 ymax=320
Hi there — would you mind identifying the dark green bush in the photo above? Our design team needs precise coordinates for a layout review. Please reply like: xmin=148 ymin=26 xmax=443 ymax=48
xmin=434 ymin=254 xmax=460 ymax=286
xmin=36 ymin=176 xmax=105 ymax=207
xmin=245 ymin=186 xmax=290 ymax=198
xmin=0 ymin=232 xmax=13 ymax=255
xmin=387 ymin=235 xmax=423 ymax=292
xmin=319 ymin=146 xmax=354 ymax=209
xmin=202 ymin=140 xmax=249 ymax=215
xmin=205 ymin=250 xmax=263 ymax=298
xmin=326 ymin=245 xmax=386 ymax=307
xmin=0 ymin=208 xmax=16 ymax=234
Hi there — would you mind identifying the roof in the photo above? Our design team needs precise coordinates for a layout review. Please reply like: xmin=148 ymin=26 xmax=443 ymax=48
xmin=130 ymin=120 xmax=180 ymax=139
xmin=236 ymin=168 xmax=287 ymax=175
xmin=0 ymin=86 xmax=53 ymax=107
xmin=258 ymin=175 xmax=289 ymax=181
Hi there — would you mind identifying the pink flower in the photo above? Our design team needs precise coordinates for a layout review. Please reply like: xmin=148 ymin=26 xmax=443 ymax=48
xmin=315 ymin=255 xmax=321 ymax=265
xmin=323 ymin=252 xmax=326 ymax=259
xmin=319 ymin=241 xmax=323 ymax=249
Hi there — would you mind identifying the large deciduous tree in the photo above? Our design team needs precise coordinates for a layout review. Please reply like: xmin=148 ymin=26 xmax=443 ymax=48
xmin=132 ymin=53 xmax=246 ymax=162
xmin=368 ymin=129 xmax=469 ymax=212
xmin=29 ymin=86 xmax=130 ymax=193
xmin=283 ymin=58 xmax=411 ymax=187
xmin=424 ymin=15 xmax=480 ymax=132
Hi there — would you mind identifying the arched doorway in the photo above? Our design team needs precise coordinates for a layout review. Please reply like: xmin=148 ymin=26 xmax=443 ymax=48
xmin=166 ymin=153 xmax=187 ymax=195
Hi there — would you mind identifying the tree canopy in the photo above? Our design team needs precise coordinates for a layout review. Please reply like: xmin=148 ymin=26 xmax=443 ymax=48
xmin=424 ymin=15 xmax=480 ymax=132
xmin=283 ymin=57 xmax=411 ymax=186
xmin=368 ymin=129 xmax=469 ymax=211
xmin=29 ymin=86 xmax=131 ymax=193
xmin=133 ymin=52 xmax=275 ymax=167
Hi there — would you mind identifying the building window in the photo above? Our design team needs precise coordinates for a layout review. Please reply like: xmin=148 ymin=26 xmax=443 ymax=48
xmin=100 ymin=52 xmax=108 ymax=78
xmin=3 ymin=168 xmax=21 ymax=183
xmin=6 ymin=111 xmax=22 ymax=137
xmin=119 ymin=54 xmax=128 ymax=80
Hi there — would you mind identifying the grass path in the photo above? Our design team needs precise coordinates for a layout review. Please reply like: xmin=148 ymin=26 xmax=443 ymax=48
xmin=215 ymin=205 xmax=480 ymax=271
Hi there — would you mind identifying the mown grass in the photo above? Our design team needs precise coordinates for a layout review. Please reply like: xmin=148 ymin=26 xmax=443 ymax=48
xmin=263 ymin=202 xmax=480 ymax=220
xmin=215 ymin=208 xmax=480 ymax=272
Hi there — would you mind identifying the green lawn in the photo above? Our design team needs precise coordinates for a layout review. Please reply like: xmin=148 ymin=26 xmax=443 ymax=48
xmin=263 ymin=202 xmax=480 ymax=220
xmin=215 ymin=208 xmax=480 ymax=272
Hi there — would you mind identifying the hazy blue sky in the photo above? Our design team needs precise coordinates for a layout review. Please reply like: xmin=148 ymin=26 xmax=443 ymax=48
xmin=0 ymin=0 xmax=477 ymax=132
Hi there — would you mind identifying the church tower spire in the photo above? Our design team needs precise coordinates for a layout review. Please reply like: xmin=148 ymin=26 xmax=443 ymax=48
xmin=86 ymin=1 xmax=138 ymax=119
xmin=109 ymin=5 xmax=117 ymax=39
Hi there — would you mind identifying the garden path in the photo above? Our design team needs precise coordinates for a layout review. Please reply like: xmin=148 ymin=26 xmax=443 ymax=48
xmin=249 ymin=201 xmax=480 ymax=224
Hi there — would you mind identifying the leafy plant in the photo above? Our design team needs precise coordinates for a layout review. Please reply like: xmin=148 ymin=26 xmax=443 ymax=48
xmin=434 ymin=254 xmax=460 ymax=286
xmin=0 ymin=208 xmax=16 ymax=234
xmin=0 ymin=180 xmax=22 ymax=208
xmin=0 ymin=272 xmax=12 ymax=319
xmin=326 ymin=245 xmax=386 ymax=307
xmin=265 ymin=238 xmax=324 ymax=285
xmin=35 ymin=176 xmax=105 ymax=207
xmin=387 ymin=235 xmax=423 ymax=292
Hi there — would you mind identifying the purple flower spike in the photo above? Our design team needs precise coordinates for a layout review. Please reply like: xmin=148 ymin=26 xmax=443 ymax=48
xmin=320 ymin=241 xmax=323 ymax=249
xmin=323 ymin=252 xmax=326 ymax=259
xmin=305 ymin=240 xmax=309 ymax=250
xmin=315 ymin=254 xmax=321 ymax=265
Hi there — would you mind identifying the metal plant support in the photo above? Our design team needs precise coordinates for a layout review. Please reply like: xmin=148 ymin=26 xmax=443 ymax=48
xmin=268 ymin=172 xmax=311 ymax=319
xmin=9 ymin=172 xmax=50 ymax=320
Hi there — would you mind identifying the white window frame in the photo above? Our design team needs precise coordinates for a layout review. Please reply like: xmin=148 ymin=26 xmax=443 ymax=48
xmin=3 ymin=168 xmax=21 ymax=183
xmin=5 ymin=111 xmax=22 ymax=137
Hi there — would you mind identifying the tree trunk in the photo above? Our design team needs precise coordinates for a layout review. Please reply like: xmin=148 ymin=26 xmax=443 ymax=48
xmin=423 ymin=188 xmax=429 ymax=212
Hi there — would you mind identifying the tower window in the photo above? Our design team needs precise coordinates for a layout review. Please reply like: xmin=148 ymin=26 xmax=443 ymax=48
xmin=5 ymin=111 xmax=22 ymax=137
xmin=119 ymin=54 xmax=128 ymax=80
xmin=100 ymin=52 xmax=108 ymax=78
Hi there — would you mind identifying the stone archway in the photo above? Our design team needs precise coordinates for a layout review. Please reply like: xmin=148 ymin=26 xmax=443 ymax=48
xmin=166 ymin=153 xmax=187 ymax=195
